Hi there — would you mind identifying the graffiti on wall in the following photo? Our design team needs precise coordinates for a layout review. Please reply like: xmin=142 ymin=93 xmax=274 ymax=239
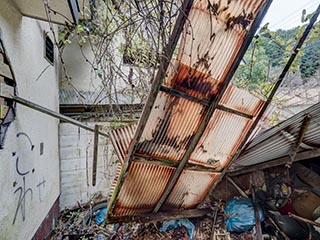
xmin=12 ymin=132 xmax=46 ymax=225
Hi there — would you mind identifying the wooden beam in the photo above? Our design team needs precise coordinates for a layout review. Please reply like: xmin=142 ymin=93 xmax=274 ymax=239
xmin=288 ymin=212 xmax=320 ymax=228
xmin=106 ymin=0 xmax=194 ymax=216
xmin=105 ymin=208 xmax=211 ymax=224
xmin=287 ymin=115 xmax=311 ymax=166
xmin=134 ymin=153 xmax=220 ymax=173
xmin=153 ymin=0 xmax=272 ymax=213
xmin=217 ymin=105 xmax=253 ymax=119
xmin=0 ymin=82 xmax=14 ymax=98
xmin=227 ymin=148 xmax=320 ymax=176
xmin=0 ymin=105 xmax=9 ymax=119
xmin=159 ymin=85 xmax=210 ymax=106
xmin=92 ymin=124 xmax=99 ymax=186
xmin=0 ymin=61 xmax=13 ymax=80
xmin=13 ymin=96 xmax=109 ymax=137
xmin=159 ymin=86 xmax=253 ymax=119
xmin=251 ymin=184 xmax=262 ymax=240
xmin=226 ymin=176 xmax=247 ymax=198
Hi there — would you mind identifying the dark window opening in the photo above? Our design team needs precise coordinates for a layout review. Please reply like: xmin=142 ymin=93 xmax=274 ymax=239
xmin=44 ymin=33 xmax=54 ymax=65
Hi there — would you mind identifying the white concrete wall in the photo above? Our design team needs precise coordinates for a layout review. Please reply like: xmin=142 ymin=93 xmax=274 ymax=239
xmin=0 ymin=1 xmax=60 ymax=239
xmin=60 ymin=38 xmax=151 ymax=104
xmin=59 ymin=122 xmax=118 ymax=209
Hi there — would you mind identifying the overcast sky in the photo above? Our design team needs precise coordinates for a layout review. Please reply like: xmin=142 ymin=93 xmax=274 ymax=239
xmin=262 ymin=0 xmax=320 ymax=30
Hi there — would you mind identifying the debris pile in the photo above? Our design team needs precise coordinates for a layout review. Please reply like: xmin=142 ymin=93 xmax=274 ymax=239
xmin=51 ymin=161 xmax=320 ymax=239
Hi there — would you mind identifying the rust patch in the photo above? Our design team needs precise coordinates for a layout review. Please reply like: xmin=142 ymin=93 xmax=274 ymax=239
xmin=137 ymin=96 xmax=197 ymax=160
xmin=226 ymin=11 xmax=254 ymax=31
xmin=173 ymin=63 xmax=219 ymax=100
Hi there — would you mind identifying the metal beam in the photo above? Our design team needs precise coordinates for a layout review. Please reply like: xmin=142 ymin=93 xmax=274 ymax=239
xmin=13 ymin=96 xmax=109 ymax=137
xmin=153 ymin=0 xmax=273 ymax=213
xmin=105 ymin=208 xmax=211 ymax=224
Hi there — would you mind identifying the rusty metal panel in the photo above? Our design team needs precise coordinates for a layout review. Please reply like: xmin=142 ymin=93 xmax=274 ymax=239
xmin=233 ymin=103 xmax=320 ymax=168
xmin=109 ymin=123 xmax=137 ymax=164
xmin=164 ymin=62 xmax=220 ymax=100
xmin=107 ymin=0 xmax=271 ymax=217
xmin=162 ymin=170 xmax=220 ymax=210
xmin=163 ymin=0 xmax=266 ymax=101
xmin=137 ymin=91 xmax=205 ymax=161
xmin=190 ymin=109 xmax=253 ymax=169
xmin=113 ymin=162 xmax=176 ymax=216
xmin=221 ymin=85 xmax=264 ymax=116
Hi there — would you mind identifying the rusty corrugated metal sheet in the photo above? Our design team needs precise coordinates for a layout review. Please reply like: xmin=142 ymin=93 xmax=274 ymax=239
xmin=220 ymin=85 xmax=264 ymax=116
xmin=108 ymin=0 xmax=269 ymax=217
xmin=163 ymin=0 xmax=266 ymax=101
xmin=162 ymin=170 xmax=220 ymax=210
xmin=190 ymin=110 xmax=252 ymax=169
xmin=109 ymin=123 xmax=137 ymax=164
xmin=113 ymin=162 xmax=175 ymax=216
xmin=137 ymin=92 xmax=205 ymax=161
xmin=232 ymin=102 xmax=320 ymax=168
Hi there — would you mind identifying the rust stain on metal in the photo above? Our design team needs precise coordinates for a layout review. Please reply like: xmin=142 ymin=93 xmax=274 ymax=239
xmin=113 ymin=162 xmax=176 ymax=216
xmin=190 ymin=109 xmax=254 ymax=169
xmin=162 ymin=170 xmax=220 ymax=211
xmin=137 ymin=91 xmax=205 ymax=162
xmin=172 ymin=63 xmax=219 ymax=100
xmin=220 ymin=85 xmax=264 ymax=116
xmin=109 ymin=123 xmax=138 ymax=164
xmin=233 ymin=103 xmax=320 ymax=168
xmin=108 ymin=0 xmax=269 ymax=217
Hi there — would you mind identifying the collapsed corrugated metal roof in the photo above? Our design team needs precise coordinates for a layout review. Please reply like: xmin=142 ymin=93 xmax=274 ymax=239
xmin=230 ymin=102 xmax=320 ymax=169
xmin=107 ymin=0 xmax=271 ymax=218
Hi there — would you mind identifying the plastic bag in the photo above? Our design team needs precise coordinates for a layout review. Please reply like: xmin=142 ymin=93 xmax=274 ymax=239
xmin=225 ymin=198 xmax=264 ymax=232
xmin=95 ymin=207 xmax=107 ymax=225
xmin=160 ymin=218 xmax=195 ymax=239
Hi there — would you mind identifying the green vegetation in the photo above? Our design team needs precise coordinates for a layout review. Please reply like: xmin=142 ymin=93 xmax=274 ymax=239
xmin=233 ymin=11 xmax=320 ymax=98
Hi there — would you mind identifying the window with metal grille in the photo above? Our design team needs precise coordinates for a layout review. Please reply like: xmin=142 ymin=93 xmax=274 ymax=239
xmin=44 ymin=33 xmax=54 ymax=65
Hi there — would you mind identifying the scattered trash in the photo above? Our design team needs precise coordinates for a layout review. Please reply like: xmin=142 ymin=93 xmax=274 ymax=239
xmin=95 ymin=207 xmax=107 ymax=225
xmin=160 ymin=218 xmax=195 ymax=239
xmin=225 ymin=198 xmax=264 ymax=232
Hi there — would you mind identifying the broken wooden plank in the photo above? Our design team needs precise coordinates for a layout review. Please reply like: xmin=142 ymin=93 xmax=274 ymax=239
xmin=226 ymin=176 xmax=248 ymax=198
xmin=0 ymin=82 xmax=14 ymax=98
xmin=251 ymin=185 xmax=262 ymax=240
xmin=105 ymin=208 xmax=211 ymax=224
xmin=0 ymin=61 xmax=13 ymax=80
xmin=0 ymin=105 xmax=9 ymax=119
xmin=287 ymin=115 xmax=312 ymax=167
xmin=92 ymin=124 xmax=99 ymax=186
xmin=288 ymin=212 xmax=320 ymax=228
xmin=266 ymin=215 xmax=290 ymax=240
